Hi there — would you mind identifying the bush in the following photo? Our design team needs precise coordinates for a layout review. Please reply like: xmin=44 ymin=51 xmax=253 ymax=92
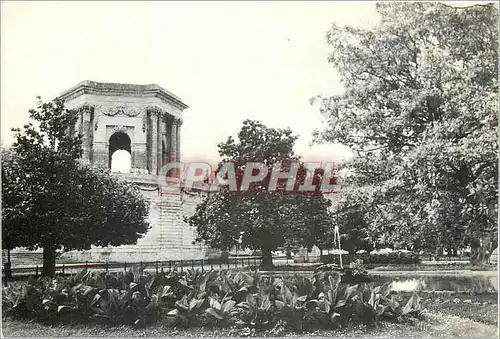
xmin=315 ymin=260 xmax=372 ymax=284
xmin=320 ymin=251 xmax=421 ymax=265
xmin=2 ymin=268 xmax=423 ymax=330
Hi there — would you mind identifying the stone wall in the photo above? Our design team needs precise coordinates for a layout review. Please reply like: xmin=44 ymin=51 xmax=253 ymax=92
xmin=57 ymin=186 xmax=210 ymax=263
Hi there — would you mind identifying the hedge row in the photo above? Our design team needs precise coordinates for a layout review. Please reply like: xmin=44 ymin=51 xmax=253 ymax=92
xmin=320 ymin=252 xmax=421 ymax=265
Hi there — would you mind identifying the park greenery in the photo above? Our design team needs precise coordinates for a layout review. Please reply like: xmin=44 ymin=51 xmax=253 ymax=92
xmin=313 ymin=2 xmax=498 ymax=264
xmin=0 ymin=2 xmax=498 ymax=337
xmin=2 ymin=2 xmax=498 ymax=318
xmin=1 ymin=98 xmax=150 ymax=277
xmin=186 ymin=120 xmax=336 ymax=268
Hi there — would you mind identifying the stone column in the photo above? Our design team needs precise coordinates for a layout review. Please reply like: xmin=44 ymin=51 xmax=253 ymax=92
xmin=146 ymin=111 xmax=152 ymax=173
xmin=150 ymin=111 xmax=158 ymax=175
xmin=78 ymin=111 xmax=84 ymax=135
xmin=176 ymin=119 xmax=182 ymax=163
xmin=162 ymin=133 xmax=168 ymax=168
xmin=157 ymin=114 xmax=165 ymax=173
xmin=89 ymin=110 xmax=95 ymax=163
xmin=81 ymin=108 xmax=93 ymax=163
xmin=68 ymin=111 xmax=76 ymax=137
xmin=138 ymin=112 xmax=149 ymax=171
xmin=169 ymin=118 xmax=177 ymax=177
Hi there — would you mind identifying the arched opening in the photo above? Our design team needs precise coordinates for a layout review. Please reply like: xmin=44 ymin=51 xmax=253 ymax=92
xmin=109 ymin=132 xmax=132 ymax=172
xmin=110 ymin=150 xmax=131 ymax=173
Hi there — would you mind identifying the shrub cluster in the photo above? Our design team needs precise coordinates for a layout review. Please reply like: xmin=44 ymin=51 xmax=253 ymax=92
xmin=315 ymin=259 xmax=372 ymax=284
xmin=2 ymin=268 xmax=423 ymax=331
xmin=321 ymin=252 xmax=421 ymax=265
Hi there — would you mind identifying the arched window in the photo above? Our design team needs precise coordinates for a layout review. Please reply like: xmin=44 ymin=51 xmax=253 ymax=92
xmin=109 ymin=132 xmax=132 ymax=173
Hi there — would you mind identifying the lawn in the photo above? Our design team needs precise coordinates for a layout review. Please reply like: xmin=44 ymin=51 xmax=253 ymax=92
xmin=2 ymin=313 xmax=497 ymax=338
xmin=369 ymin=264 xmax=497 ymax=272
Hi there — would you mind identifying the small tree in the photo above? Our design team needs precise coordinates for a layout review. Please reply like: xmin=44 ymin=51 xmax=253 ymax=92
xmin=186 ymin=120 xmax=335 ymax=268
xmin=1 ymin=98 xmax=150 ymax=276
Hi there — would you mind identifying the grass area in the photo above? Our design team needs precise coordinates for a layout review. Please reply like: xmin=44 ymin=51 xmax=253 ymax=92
xmin=370 ymin=264 xmax=497 ymax=271
xmin=2 ymin=293 xmax=497 ymax=337
xmin=2 ymin=314 xmax=498 ymax=337
xmin=421 ymin=294 xmax=498 ymax=326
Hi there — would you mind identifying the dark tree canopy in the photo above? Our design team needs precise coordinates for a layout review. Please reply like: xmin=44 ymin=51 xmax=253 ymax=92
xmin=187 ymin=120 xmax=336 ymax=267
xmin=313 ymin=3 xmax=498 ymax=263
xmin=2 ymin=98 xmax=150 ymax=276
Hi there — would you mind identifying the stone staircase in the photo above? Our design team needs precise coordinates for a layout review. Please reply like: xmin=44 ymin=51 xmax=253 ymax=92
xmin=158 ymin=196 xmax=184 ymax=248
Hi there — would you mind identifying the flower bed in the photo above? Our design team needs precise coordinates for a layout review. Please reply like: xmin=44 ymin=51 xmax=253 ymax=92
xmin=2 ymin=269 xmax=423 ymax=330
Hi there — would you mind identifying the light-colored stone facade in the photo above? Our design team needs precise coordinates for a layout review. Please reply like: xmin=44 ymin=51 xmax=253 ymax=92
xmin=59 ymin=81 xmax=185 ymax=174
xmin=53 ymin=81 xmax=211 ymax=262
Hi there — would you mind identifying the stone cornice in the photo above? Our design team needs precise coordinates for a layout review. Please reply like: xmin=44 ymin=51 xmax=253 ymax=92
xmin=59 ymin=80 xmax=189 ymax=110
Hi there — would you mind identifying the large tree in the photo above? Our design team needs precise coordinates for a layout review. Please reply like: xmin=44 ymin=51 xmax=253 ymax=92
xmin=2 ymin=98 xmax=150 ymax=276
xmin=313 ymin=3 xmax=498 ymax=264
xmin=186 ymin=120 xmax=335 ymax=268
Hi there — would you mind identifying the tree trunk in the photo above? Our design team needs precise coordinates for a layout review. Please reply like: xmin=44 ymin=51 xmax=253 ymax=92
xmin=42 ymin=246 xmax=56 ymax=277
xmin=470 ymin=246 xmax=488 ymax=265
xmin=434 ymin=246 xmax=443 ymax=260
xmin=261 ymin=246 xmax=273 ymax=269
xmin=6 ymin=249 xmax=12 ymax=279
xmin=470 ymin=246 xmax=489 ymax=265
xmin=470 ymin=236 xmax=494 ymax=266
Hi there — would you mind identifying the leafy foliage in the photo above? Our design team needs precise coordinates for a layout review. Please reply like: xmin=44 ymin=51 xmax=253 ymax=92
xmin=2 ymin=269 xmax=423 ymax=331
xmin=1 ymin=98 xmax=150 ymax=276
xmin=313 ymin=3 xmax=498 ymax=263
xmin=186 ymin=120 xmax=336 ymax=267
xmin=331 ymin=203 xmax=374 ymax=254
xmin=315 ymin=259 xmax=372 ymax=284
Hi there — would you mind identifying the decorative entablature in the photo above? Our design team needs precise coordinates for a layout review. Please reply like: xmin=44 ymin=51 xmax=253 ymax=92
xmin=63 ymin=92 xmax=185 ymax=133
xmin=101 ymin=106 xmax=142 ymax=117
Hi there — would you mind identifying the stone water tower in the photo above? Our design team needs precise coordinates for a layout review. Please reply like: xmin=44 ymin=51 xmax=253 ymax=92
xmin=59 ymin=80 xmax=185 ymax=174
xmin=57 ymin=81 xmax=210 ymax=262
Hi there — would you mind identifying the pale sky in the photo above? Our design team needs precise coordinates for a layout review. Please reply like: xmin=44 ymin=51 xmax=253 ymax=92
xmin=0 ymin=1 xmax=487 ymax=166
